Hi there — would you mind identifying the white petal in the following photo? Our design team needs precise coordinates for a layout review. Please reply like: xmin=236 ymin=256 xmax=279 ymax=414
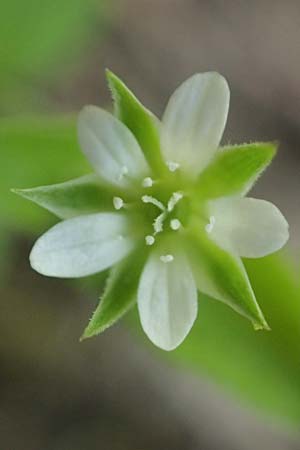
xmin=208 ymin=197 xmax=289 ymax=258
xmin=78 ymin=106 xmax=148 ymax=187
xmin=161 ymin=72 xmax=230 ymax=176
xmin=137 ymin=249 xmax=198 ymax=351
xmin=30 ymin=213 xmax=134 ymax=278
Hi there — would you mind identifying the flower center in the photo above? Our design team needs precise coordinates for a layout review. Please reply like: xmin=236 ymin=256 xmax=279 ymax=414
xmin=111 ymin=164 xmax=206 ymax=263
xmin=140 ymin=191 xmax=184 ymax=246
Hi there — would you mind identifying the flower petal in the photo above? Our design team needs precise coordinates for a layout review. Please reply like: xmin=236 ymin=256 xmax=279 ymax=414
xmin=30 ymin=213 xmax=134 ymax=278
xmin=137 ymin=248 xmax=198 ymax=351
xmin=208 ymin=197 xmax=289 ymax=258
xmin=161 ymin=72 xmax=230 ymax=175
xmin=78 ymin=106 xmax=149 ymax=187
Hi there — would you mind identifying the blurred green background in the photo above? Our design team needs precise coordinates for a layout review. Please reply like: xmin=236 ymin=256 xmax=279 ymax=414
xmin=1 ymin=1 xmax=300 ymax=449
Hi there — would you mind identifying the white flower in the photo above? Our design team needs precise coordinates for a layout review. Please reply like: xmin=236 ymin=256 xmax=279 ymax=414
xmin=19 ymin=72 xmax=289 ymax=351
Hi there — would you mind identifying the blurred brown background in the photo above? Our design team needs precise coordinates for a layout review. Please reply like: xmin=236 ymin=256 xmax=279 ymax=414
xmin=1 ymin=1 xmax=300 ymax=449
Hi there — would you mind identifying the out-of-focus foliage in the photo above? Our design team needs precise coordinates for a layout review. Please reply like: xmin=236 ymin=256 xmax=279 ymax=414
xmin=131 ymin=254 xmax=300 ymax=428
xmin=0 ymin=117 xmax=90 ymax=233
xmin=1 ymin=119 xmax=299 ymax=427
xmin=0 ymin=0 xmax=110 ymax=112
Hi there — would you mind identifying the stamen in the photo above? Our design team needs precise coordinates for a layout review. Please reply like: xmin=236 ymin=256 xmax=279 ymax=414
xmin=170 ymin=218 xmax=181 ymax=230
xmin=167 ymin=161 xmax=180 ymax=172
xmin=145 ymin=235 xmax=155 ymax=246
xmin=160 ymin=254 xmax=174 ymax=263
xmin=142 ymin=195 xmax=165 ymax=211
xmin=118 ymin=165 xmax=128 ymax=181
xmin=167 ymin=192 xmax=183 ymax=212
xmin=113 ymin=196 xmax=124 ymax=210
xmin=153 ymin=212 xmax=166 ymax=234
xmin=142 ymin=177 xmax=153 ymax=188
xmin=205 ymin=216 xmax=216 ymax=233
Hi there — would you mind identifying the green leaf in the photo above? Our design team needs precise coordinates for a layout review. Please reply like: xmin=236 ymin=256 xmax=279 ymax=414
xmin=195 ymin=142 xmax=277 ymax=199
xmin=81 ymin=247 xmax=148 ymax=339
xmin=185 ymin=228 xmax=269 ymax=330
xmin=106 ymin=70 xmax=166 ymax=175
xmin=12 ymin=174 xmax=117 ymax=219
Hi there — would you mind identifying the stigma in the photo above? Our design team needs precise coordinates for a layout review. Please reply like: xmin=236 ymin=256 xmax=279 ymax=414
xmin=142 ymin=195 xmax=165 ymax=211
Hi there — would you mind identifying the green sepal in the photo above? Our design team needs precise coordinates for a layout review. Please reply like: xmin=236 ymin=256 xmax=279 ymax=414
xmin=12 ymin=174 xmax=117 ymax=219
xmin=81 ymin=246 xmax=148 ymax=339
xmin=106 ymin=69 xmax=166 ymax=175
xmin=195 ymin=142 xmax=277 ymax=199
xmin=185 ymin=228 xmax=269 ymax=330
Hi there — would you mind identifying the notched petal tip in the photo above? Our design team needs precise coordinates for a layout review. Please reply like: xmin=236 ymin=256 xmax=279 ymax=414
xmin=78 ymin=104 xmax=98 ymax=118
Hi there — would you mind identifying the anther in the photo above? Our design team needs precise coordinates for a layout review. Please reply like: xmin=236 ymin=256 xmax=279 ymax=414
xmin=205 ymin=216 xmax=216 ymax=233
xmin=142 ymin=177 xmax=153 ymax=188
xmin=160 ymin=254 xmax=174 ymax=263
xmin=145 ymin=235 xmax=155 ymax=246
xmin=113 ymin=196 xmax=124 ymax=210
xmin=167 ymin=161 xmax=180 ymax=172
xmin=170 ymin=218 xmax=181 ymax=230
